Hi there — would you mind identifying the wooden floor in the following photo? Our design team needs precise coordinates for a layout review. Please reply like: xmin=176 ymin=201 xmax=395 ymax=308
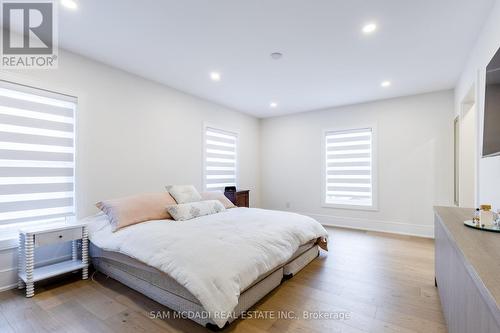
xmin=0 ymin=227 xmax=446 ymax=333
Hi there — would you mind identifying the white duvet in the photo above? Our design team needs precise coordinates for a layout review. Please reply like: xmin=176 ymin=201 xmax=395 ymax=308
xmin=86 ymin=208 xmax=328 ymax=328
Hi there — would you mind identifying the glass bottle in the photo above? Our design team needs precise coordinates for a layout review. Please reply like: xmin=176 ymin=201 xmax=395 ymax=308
xmin=473 ymin=208 xmax=480 ymax=226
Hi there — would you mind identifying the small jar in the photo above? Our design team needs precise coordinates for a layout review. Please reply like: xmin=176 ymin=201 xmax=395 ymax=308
xmin=480 ymin=204 xmax=494 ymax=227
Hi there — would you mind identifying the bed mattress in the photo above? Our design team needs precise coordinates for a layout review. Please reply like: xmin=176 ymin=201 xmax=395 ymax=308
xmin=90 ymin=240 xmax=316 ymax=305
xmin=90 ymin=242 xmax=320 ymax=327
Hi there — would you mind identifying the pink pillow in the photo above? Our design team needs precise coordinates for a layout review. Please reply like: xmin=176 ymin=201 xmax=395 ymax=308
xmin=96 ymin=192 xmax=176 ymax=232
xmin=200 ymin=191 xmax=236 ymax=209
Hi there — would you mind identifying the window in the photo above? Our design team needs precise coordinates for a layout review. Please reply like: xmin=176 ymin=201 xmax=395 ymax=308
xmin=0 ymin=82 xmax=77 ymax=232
xmin=203 ymin=125 xmax=238 ymax=191
xmin=324 ymin=128 xmax=376 ymax=209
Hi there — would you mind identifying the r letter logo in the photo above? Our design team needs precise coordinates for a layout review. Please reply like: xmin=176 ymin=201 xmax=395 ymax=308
xmin=1 ymin=1 xmax=58 ymax=68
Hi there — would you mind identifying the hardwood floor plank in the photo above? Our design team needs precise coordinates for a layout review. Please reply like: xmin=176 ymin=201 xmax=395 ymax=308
xmin=375 ymin=306 xmax=446 ymax=333
xmin=104 ymin=310 xmax=175 ymax=333
xmin=75 ymin=285 xmax=128 ymax=321
xmin=47 ymin=299 xmax=115 ymax=333
xmin=0 ymin=290 xmax=63 ymax=333
xmin=0 ymin=310 xmax=15 ymax=333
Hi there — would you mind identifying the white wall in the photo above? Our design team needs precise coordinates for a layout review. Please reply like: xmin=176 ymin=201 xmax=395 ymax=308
xmin=260 ymin=91 xmax=454 ymax=238
xmin=459 ymin=103 xmax=477 ymax=207
xmin=0 ymin=49 xmax=261 ymax=290
xmin=455 ymin=0 xmax=500 ymax=208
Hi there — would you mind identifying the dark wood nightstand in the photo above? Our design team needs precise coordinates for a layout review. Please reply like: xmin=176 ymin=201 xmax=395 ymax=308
xmin=224 ymin=190 xmax=249 ymax=207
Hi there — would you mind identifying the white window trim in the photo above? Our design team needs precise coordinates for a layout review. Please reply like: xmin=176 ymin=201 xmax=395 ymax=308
xmin=321 ymin=125 xmax=378 ymax=211
xmin=202 ymin=122 xmax=240 ymax=192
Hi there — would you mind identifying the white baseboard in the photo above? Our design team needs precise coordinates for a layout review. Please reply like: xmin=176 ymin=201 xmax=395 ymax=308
xmin=0 ymin=254 xmax=73 ymax=292
xmin=0 ymin=267 xmax=18 ymax=292
xmin=0 ymin=282 xmax=17 ymax=292
xmin=301 ymin=212 xmax=434 ymax=238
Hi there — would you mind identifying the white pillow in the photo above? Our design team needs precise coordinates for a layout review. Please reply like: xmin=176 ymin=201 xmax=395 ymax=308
xmin=166 ymin=200 xmax=225 ymax=221
xmin=200 ymin=191 xmax=236 ymax=209
xmin=166 ymin=185 xmax=202 ymax=203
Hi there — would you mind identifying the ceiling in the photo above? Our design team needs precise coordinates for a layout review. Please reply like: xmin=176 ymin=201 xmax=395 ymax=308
xmin=57 ymin=0 xmax=494 ymax=118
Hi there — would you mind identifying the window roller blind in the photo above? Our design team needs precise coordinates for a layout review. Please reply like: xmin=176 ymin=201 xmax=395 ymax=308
xmin=0 ymin=85 xmax=76 ymax=226
xmin=325 ymin=128 xmax=373 ymax=207
xmin=204 ymin=126 xmax=237 ymax=192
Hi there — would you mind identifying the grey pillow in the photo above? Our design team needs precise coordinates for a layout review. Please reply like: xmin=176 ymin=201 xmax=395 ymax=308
xmin=166 ymin=200 xmax=225 ymax=221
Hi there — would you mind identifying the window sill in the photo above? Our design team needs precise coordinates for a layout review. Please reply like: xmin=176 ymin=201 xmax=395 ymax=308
xmin=0 ymin=236 xmax=18 ymax=251
xmin=322 ymin=203 xmax=379 ymax=212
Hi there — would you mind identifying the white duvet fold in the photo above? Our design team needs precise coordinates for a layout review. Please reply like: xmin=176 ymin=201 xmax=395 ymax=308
xmin=86 ymin=208 xmax=328 ymax=328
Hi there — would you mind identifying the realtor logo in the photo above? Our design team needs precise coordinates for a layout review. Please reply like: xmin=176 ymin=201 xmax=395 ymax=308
xmin=1 ymin=0 xmax=58 ymax=68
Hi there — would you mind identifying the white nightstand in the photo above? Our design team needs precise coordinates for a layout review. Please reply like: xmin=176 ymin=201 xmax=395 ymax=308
xmin=18 ymin=223 xmax=89 ymax=297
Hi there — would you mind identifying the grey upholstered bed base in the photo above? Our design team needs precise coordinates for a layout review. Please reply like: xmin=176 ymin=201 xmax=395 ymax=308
xmin=90 ymin=242 xmax=319 ymax=328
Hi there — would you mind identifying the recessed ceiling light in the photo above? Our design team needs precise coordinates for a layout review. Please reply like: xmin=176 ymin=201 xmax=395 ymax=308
xmin=61 ymin=0 xmax=78 ymax=10
xmin=362 ymin=23 xmax=377 ymax=34
xmin=381 ymin=81 xmax=391 ymax=87
xmin=270 ymin=52 xmax=283 ymax=60
xmin=270 ymin=102 xmax=278 ymax=108
xmin=210 ymin=72 xmax=221 ymax=82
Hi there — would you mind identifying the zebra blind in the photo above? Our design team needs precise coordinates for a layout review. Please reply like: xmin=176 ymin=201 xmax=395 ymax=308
xmin=204 ymin=126 xmax=238 ymax=191
xmin=324 ymin=128 xmax=373 ymax=208
xmin=0 ymin=83 xmax=76 ymax=226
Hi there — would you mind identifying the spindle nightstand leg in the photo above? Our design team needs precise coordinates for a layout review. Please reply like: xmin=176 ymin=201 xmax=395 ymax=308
xmin=17 ymin=233 xmax=24 ymax=289
xmin=81 ymin=226 xmax=89 ymax=280
xmin=25 ymin=233 xmax=34 ymax=297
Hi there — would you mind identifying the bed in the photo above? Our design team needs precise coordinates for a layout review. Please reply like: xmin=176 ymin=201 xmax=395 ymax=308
xmin=85 ymin=207 xmax=328 ymax=329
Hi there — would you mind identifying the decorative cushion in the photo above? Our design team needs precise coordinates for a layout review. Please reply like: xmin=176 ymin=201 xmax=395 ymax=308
xmin=200 ymin=191 xmax=236 ymax=209
xmin=166 ymin=200 xmax=225 ymax=221
xmin=166 ymin=185 xmax=202 ymax=203
xmin=96 ymin=192 xmax=176 ymax=232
